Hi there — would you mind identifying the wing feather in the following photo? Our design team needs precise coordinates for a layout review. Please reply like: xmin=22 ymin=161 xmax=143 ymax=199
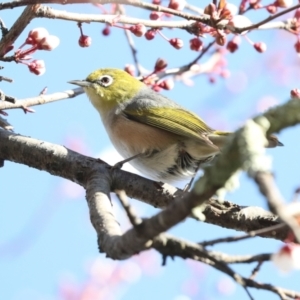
xmin=123 ymin=94 xmax=214 ymax=144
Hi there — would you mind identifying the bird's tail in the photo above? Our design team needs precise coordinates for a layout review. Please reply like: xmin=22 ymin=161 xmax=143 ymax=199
xmin=208 ymin=131 xmax=283 ymax=148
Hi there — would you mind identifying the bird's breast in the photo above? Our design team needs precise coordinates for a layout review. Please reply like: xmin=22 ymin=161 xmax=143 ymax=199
xmin=100 ymin=111 xmax=179 ymax=158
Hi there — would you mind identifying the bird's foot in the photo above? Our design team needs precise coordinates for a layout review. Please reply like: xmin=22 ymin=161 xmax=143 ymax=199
xmin=111 ymin=153 xmax=142 ymax=170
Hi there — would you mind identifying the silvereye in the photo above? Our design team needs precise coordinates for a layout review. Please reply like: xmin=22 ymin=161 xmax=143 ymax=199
xmin=69 ymin=68 xmax=282 ymax=183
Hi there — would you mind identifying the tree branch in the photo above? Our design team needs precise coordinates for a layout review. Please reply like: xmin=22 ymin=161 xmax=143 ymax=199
xmin=0 ymin=88 xmax=84 ymax=110
xmin=0 ymin=5 xmax=38 ymax=57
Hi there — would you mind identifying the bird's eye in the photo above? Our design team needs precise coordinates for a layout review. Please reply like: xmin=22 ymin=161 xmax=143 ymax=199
xmin=97 ymin=75 xmax=113 ymax=87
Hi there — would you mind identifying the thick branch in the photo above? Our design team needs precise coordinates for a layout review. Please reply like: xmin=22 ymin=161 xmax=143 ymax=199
xmin=0 ymin=129 xmax=286 ymax=240
xmin=0 ymin=5 xmax=38 ymax=56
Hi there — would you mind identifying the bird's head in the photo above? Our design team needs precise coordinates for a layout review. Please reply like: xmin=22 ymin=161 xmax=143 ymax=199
xmin=69 ymin=68 xmax=144 ymax=113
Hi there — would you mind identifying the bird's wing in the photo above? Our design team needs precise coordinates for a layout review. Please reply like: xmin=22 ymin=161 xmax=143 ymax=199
xmin=123 ymin=92 xmax=216 ymax=146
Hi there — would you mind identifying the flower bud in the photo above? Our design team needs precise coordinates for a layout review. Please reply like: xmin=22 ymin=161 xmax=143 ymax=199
xmin=291 ymin=88 xmax=300 ymax=98
xmin=78 ymin=35 xmax=92 ymax=47
xmin=130 ymin=24 xmax=146 ymax=37
xmin=159 ymin=78 xmax=174 ymax=90
xmin=253 ymin=42 xmax=267 ymax=53
xmin=154 ymin=58 xmax=168 ymax=72
xmin=189 ymin=37 xmax=203 ymax=51
xmin=102 ymin=26 xmax=110 ymax=36
xmin=28 ymin=59 xmax=46 ymax=76
xmin=274 ymin=0 xmax=294 ymax=8
xmin=219 ymin=7 xmax=233 ymax=20
xmin=124 ymin=64 xmax=136 ymax=76
xmin=168 ymin=0 xmax=186 ymax=11
xmin=152 ymin=85 xmax=162 ymax=92
xmin=204 ymin=3 xmax=216 ymax=15
xmin=215 ymin=35 xmax=226 ymax=46
xmin=150 ymin=11 xmax=163 ymax=20
xmin=294 ymin=8 xmax=300 ymax=19
xmin=26 ymin=27 xmax=49 ymax=45
xmin=38 ymin=35 xmax=60 ymax=51
xmin=145 ymin=29 xmax=156 ymax=40
xmin=294 ymin=40 xmax=300 ymax=53
xmin=266 ymin=4 xmax=277 ymax=13
xmin=272 ymin=243 xmax=300 ymax=272
xmin=226 ymin=39 xmax=239 ymax=53
xmin=169 ymin=38 xmax=184 ymax=49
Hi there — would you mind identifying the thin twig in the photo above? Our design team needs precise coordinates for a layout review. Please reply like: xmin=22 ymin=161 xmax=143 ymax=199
xmin=0 ymin=87 xmax=84 ymax=110
xmin=249 ymin=261 xmax=264 ymax=280
xmin=115 ymin=190 xmax=142 ymax=226
xmin=0 ymin=75 xmax=13 ymax=83
xmin=117 ymin=4 xmax=144 ymax=76
xmin=200 ymin=223 xmax=286 ymax=247
xmin=254 ymin=172 xmax=300 ymax=242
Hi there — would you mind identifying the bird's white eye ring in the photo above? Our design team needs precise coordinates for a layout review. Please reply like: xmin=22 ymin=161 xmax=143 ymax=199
xmin=97 ymin=75 xmax=113 ymax=87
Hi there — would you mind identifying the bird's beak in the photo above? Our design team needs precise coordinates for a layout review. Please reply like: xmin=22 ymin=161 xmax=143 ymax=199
xmin=68 ymin=80 xmax=91 ymax=88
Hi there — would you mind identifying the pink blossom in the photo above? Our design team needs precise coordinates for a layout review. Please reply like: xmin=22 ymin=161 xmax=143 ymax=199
xmin=168 ymin=0 xmax=186 ymax=11
xmin=169 ymin=38 xmax=184 ymax=49
xmin=130 ymin=24 xmax=146 ymax=37
xmin=254 ymin=42 xmax=267 ymax=53
xmin=28 ymin=59 xmax=46 ymax=76
xmin=38 ymin=35 xmax=60 ymax=51
xmin=272 ymin=243 xmax=300 ymax=272
xmin=78 ymin=35 xmax=92 ymax=47
xmin=275 ymin=0 xmax=294 ymax=8
xmin=124 ymin=64 xmax=136 ymax=76
xmin=26 ymin=27 xmax=49 ymax=45
xmin=159 ymin=78 xmax=174 ymax=90
xmin=154 ymin=58 xmax=168 ymax=72
xmin=145 ymin=29 xmax=156 ymax=40
xmin=189 ymin=38 xmax=203 ymax=51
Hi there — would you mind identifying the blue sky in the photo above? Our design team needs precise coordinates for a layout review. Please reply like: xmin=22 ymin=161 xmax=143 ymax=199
xmin=1 ymin=1 xmax=300 ymax=299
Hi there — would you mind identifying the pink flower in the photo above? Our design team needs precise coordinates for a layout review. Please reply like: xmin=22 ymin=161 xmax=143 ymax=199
xmin=168 ymin=0 xmax=186 ymax=11
xmin=189 ymin=38 xmax=203 ymax=51
xmin=275 ymin=0 xmax=294 ymax=8
xmin=145 ymin=30 xmax=156 ymax=40
xmin=78 ymin=35 xmax=92 ymax=47
xmin=26 ymin=27 xmax=49 ymax=45
xmin=159 ymin=78 xmax=174 ymax=90
xmin=291 ymin=88 xmax=300 ymax=99
xmin=169 ymin=38 xmax=184 ymax=49
xmin=102 ymin=26 xmax=110 ymax=36
xmin=294 ymin=39 xmax=300 ymax=53
xmin=130 ymin=24 xmax=146 ymax=37
xmin=124 ymin=64 xmax=136 ymax=76
xmin=272 ymin=243 xmax=300 ymax=272
xmin=38 ymin=35 xmax=60 ymax=51
xmin=154 ymin=58 xmax=167 ymax=72
xmin=150 ymin=11 xmax=163 ymax=20
xmin=28 ymin=59 xmax=46 ymax=76
xmin=253 ymin=42 xmax=267 ymax=53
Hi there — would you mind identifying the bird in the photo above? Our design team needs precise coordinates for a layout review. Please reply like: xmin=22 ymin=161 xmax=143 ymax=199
xmin=69 ymin=68 xmax=283 ymax=184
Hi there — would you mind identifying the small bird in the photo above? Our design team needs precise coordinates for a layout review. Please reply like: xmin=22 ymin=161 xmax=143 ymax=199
xmin=69 ymin=68 xmax=282 ymax=183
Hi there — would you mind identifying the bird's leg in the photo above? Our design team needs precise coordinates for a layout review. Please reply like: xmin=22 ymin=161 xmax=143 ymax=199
xmin=183 ymin=161 xmax=201 ymax=192
xmin=112 ymin=153 xmax=142 ymax=170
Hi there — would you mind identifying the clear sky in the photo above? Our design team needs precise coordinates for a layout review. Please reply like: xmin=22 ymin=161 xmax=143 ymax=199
xmin=1 ymin=1 xmax=300 ymax=300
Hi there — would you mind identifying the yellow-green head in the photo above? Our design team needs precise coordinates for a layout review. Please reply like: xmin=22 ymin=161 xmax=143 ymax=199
xmin=69 ymin=68 xmax=144 ymax=113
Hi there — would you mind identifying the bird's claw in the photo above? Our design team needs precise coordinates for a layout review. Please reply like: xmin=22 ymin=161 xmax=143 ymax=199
xmin=112 ymin=161 xmax=124 ymax=170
